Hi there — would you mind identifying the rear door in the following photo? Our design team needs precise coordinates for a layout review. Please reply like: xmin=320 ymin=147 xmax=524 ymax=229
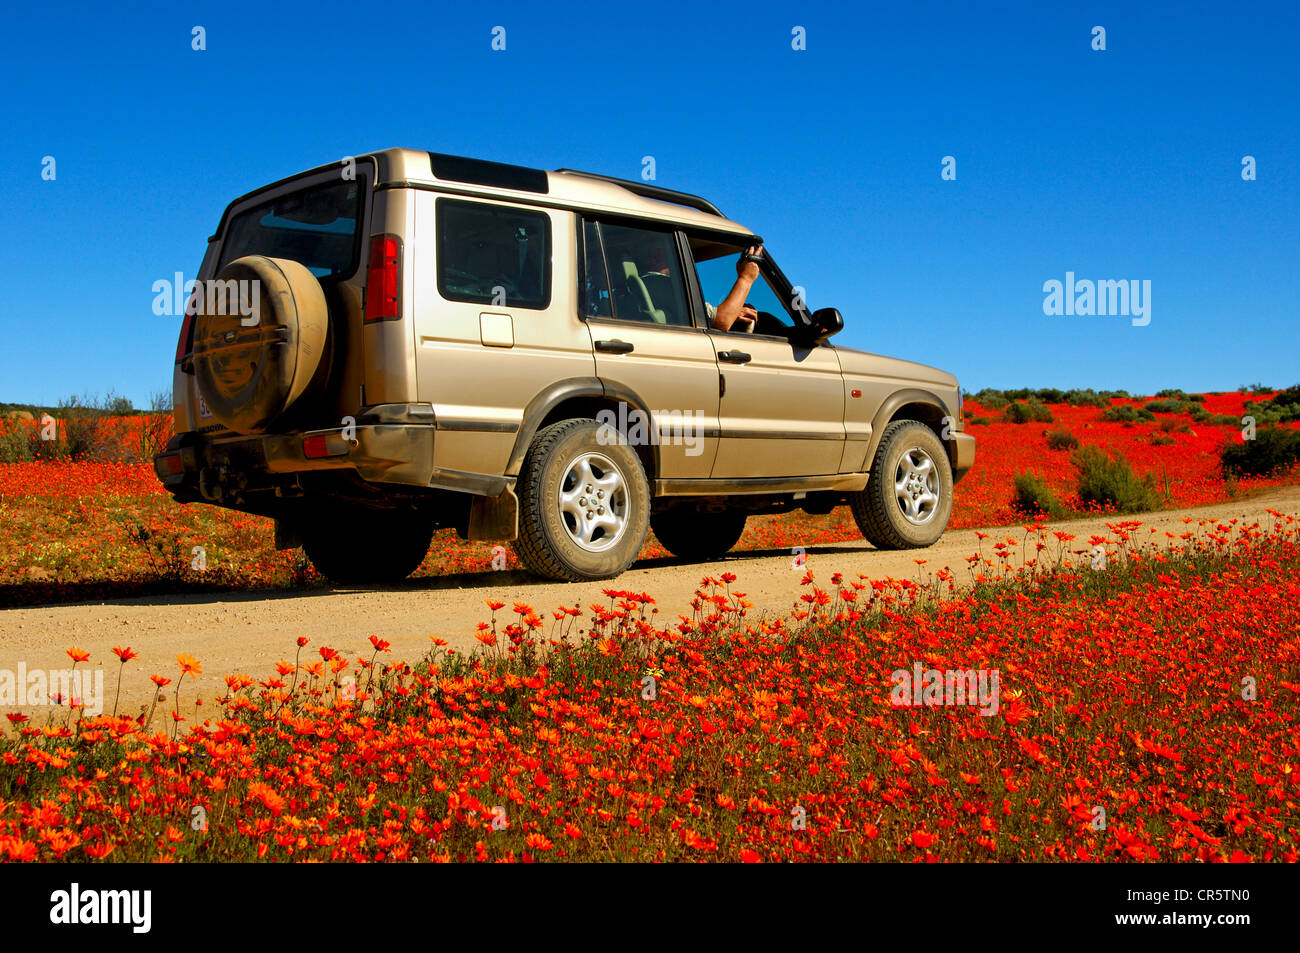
xmin=581 ymin=219 xmax=720 ymax=479
xmin=411 ymin=194 xmax=593 ymax=477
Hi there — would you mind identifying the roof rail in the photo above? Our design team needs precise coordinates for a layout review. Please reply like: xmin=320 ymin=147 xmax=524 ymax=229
xmin=553 ymin=168 xmax=725 ymax=218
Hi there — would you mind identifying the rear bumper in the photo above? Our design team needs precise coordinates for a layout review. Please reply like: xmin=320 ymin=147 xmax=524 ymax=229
xmin=950 ymin=431 xmax=976 ymax=483
xmin=154 ymin=403 xmax=509 ymax=501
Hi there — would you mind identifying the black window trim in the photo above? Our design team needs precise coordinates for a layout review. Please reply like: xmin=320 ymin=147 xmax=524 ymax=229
xmin=435 ymin=196 xmax=553 ymax=311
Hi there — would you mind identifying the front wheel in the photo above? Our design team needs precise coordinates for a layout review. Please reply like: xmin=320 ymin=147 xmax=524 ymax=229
xmin=513 ymin=419 xmax=650 ymax=581
xmin=849 ymin=419 xmax=953 ymax=549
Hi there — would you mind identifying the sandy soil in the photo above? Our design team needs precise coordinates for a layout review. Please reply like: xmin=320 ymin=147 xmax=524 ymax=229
xmin=2 ymin=486 xmax=1297 ymax=721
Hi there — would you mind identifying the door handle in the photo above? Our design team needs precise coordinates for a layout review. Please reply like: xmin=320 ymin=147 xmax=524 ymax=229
xmin=717 ymin=350 xmax=751 ymax=364
xmin=594 ymin=339 xmax=634 ymax=354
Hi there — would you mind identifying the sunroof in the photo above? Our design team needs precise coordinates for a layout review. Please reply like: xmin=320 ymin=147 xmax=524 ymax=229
xmin=428 ymin=152 xmax=549 ymax=194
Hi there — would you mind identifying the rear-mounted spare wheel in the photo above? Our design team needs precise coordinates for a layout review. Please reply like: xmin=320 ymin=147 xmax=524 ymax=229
xmin=192 ymin=255 xmax=329 ymax=434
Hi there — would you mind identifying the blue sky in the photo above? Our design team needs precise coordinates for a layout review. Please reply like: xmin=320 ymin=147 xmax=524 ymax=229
xmin=2 ymin=0 xmax=1296 ymax=406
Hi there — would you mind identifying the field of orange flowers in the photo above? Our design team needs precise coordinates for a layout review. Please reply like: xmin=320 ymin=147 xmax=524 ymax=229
xmin=1 ymin=513 xmax=1296 ymax=862
xmin=1 ymin=391 xmax=1296 ymax=608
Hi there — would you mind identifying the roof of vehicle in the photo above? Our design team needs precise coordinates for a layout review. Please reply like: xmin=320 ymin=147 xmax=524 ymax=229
xmin=220 ymin=148 xmax=756 ymax=238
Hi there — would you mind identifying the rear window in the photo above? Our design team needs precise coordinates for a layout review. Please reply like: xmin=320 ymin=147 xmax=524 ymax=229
xmin=219 ymin=180 xmax=363 ymax=279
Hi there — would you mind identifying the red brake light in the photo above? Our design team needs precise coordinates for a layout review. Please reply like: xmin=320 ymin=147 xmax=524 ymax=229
xmin=302 ymin=435 xmax=330 ymax=458
xmin=365 ymin=235 xmax=401 ymax=321
xmin=176 ymin=309 xmax=195 ymax=362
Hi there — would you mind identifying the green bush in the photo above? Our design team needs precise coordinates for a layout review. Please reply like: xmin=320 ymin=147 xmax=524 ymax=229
xmin=0 ymin=421 xmax=36 ymax=463
xmin=1150 ymin=432 xmax=1176 ymax=446
xmin=1159 ymin=417 xmax=1190 ymax=434
xmin=1045 ymin=428 xmax=1079 ymax=450
xmin=1072 ymin=445 xmax=1161 ymax=513
xmin=1144 ymin=399 xmax=1191 ymax=415
xmin=1101 ymin=405 xmax=1156 ymax=423
xmin=1004 ymin=400 xmax=1054 ymax=424
xmin=1220 ymin=427 xmax=1300 ymax=477
xmin=1013 ymin=472 xmax=1069 ymax=518
xmin=1062 ymin=389 xmax=1110 ymax=408
xmin=969 ymin=416 xmax=993 ymax=426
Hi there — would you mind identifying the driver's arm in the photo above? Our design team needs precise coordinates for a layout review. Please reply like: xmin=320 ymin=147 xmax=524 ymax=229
xmin=710 ymin=245 xmax=763 ymax=331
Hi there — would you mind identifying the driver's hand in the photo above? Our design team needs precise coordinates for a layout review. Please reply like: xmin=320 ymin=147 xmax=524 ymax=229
xmin=736 ymin=244 xmax=764 ymax=282
xmin=734 ymin=304 xmax=758 ymax=331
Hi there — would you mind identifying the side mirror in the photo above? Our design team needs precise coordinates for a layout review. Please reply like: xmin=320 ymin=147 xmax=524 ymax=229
xmin=803 ymin=307 xmax=843 ymax=344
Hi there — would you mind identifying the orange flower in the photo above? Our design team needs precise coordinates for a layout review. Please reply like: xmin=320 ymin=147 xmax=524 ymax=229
xmin=112 ymin=646 xmax=137 ymax=662
xmin=247 ymin=782 xmax=286 ymax=816
xmin=66 ymin=647 xmax=90 ymax=663
xmin=177 ymin=654 xmax=202 ymax=679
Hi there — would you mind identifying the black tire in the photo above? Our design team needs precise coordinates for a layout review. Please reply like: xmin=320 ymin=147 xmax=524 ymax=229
xmin=513 ymin=419 xmax=650 ymax=581
xmin=650 ymin=507 xmax=747 ymax=561
xmin=849 ymin=419 xmax=953 ymax=549
xmin=301 ymin=506 xmax=433 ymax=584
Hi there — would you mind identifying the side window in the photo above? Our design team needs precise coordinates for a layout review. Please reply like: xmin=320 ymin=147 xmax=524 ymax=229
xmin=581 ymin=220 xmax=612 ymax=318
xmin=436 ymin=198 xmax=551 ymax=309
xmin=589 ymin=221 xmax=692 ymax=327
xmin=689 ymin=237 xmax=798 ymax=337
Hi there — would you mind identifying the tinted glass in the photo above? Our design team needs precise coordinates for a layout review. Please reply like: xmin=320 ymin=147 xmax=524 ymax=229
xmin=221 ymin=180 xmax=362 ymax=279
xmin=595 ymin=222 xmax=691 ymax=327
xmin=437 ymin=199 xmax=551 ymax=310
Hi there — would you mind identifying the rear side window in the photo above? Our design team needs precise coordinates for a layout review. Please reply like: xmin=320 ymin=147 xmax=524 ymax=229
xmin=587 ymin=221 xmax=691 ymax=327
xmin=220 ymin=180 xmax=362 ymax=279
xmin=437 ymin=198 xmax=551 ymax=310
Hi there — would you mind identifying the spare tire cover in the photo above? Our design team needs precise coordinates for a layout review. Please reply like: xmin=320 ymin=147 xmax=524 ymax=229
xmin=192 ymin=256 xmax=329 ymax=434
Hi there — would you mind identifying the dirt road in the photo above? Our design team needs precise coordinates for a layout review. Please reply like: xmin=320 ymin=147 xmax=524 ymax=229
xmin=3 ymin=487 xmax=1298 ymax=719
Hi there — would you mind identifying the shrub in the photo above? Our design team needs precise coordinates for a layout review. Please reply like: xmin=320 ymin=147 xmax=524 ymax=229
xmin=969 ymin=415 xmax=992 ymax=426
xmin=1150 ymin=432 xmax=1176 ymax=446
xmin=1212 ymin=413 xmax=1238 ymax=426
xmin=1045 ymin=428 xmax=1079 ymax=450
xmin=0 ymin=420 xmax=36 ymax=463
xmin=1062 ymin=389 xmax=1109 ymax=408
xmin=1220 ymin=427 xmax=1300 ymax=477
xmin=1101 ymin=405 xmax=1155 ymax=423
xmin=1004 ymin=400 xmax=1053 ymax=424
xmin=1072 ymin=445 xmax=1161 ymax=513
xmin=1159 ymin=417 xmax=1191 ymax=434
xmin=1013 ymin=472 xmax=1069 ymax=518
xmin=1144 ymin=399 xmax=1190 ymax=415
xmin=56 ymin=395 xmax=133 ymax=462
xmin=976 ymin=392 xmax=1009 ymax=411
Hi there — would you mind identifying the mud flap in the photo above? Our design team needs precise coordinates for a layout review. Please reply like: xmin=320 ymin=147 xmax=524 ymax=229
xmin=468 ymin=485 xmax=519 ymax=541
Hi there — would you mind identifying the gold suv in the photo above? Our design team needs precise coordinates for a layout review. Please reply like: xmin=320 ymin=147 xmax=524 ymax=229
xmin=155 ymin=149 xmax=975 ymax=583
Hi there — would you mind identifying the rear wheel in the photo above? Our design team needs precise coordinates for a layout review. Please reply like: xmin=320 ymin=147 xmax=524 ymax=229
xmin=513 ymin=419 xmax=650 ymax=581
xmin=849 ymin=419 xmax=953 ymax=549
xmin=301 ymin=506 xmax=434 ymax=584
xmin=650 ymin=507 xmax=747 ymax=560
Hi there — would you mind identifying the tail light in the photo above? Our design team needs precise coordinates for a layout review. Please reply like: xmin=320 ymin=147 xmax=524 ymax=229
xmin=365 ymin=234 xmax=402 ymax=321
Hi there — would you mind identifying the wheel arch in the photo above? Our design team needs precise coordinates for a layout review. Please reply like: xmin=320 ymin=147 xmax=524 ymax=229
xmin=505 ymin=377 xmax=659 ymax=482
xmin=865 ymin=389 xmax=954 ymax=473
